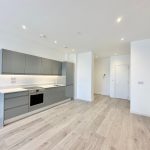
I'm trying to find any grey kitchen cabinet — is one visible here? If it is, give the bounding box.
[44,86,66,106]
[1,49,26,74]
[0,49,63,75]
[4,105,28,120]
[40,58,61,75]
[51,60,62,75]
[62,62,74,99]
[4,91,29,120]
[40,58,52,75]
[66,85,74,99]
[4,95,29,110]
[5,91,29,99]
[25,55,42,74]
[62,62,74,85]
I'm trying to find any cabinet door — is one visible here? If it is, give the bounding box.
[51,61,62,75]
[4,105,28,120]
[4,95,29,110]
[62,62,74,85]
[25,55,42,74]
[2,49,26,74]
[44,87,66,106]
[41,58,52,75]
[66,85,74,99]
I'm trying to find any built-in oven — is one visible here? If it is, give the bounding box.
[25,87,45,112]
[30,91,44,106]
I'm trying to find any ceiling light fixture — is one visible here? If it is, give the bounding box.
[72,49,75,52]
[121,38,124,41]
[54,40,57,44]
[22,25,27,30]
[116,17,123,23]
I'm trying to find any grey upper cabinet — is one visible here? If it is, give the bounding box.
[2,49,26,74]
[25,55,42,74]
[51,60,62,75]
[0,49,62,75]
[62,62,74,85]
[41,59,62,75]
[40,58,52,75]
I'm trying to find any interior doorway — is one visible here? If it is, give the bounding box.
[115,65,129,100]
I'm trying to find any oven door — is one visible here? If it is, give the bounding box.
[29,93,45,112]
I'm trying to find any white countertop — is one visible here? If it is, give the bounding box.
[40,84,65,88]
[0,88,28,94]
[0,84,66,94]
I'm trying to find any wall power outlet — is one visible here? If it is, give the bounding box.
[11,77,16,84]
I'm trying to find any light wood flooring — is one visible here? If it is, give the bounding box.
[0,95,150,150]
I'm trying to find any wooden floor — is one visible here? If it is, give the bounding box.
[0,95,150,150]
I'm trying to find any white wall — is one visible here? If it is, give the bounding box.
[76,51,94,102]
[94,58,110,95]
[110,55,130,98]
[131,39,150,116]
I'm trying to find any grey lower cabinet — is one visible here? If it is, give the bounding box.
[1,85,73,126]
[2,49,26,74]
[44,86,66,106]
[25,55,42,74]
[66,85,74,99]
[4,91,29,120]
[4,105,28,120]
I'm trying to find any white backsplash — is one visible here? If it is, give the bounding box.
[0,75,66,89]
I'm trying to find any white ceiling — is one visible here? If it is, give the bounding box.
[0,0,150,57]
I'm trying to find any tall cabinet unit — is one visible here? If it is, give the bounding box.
[62,62,74,99]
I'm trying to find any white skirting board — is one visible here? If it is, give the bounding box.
[130,110,150,118]
[4,99,71,125]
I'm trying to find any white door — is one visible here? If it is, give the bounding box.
[115,65,129,100]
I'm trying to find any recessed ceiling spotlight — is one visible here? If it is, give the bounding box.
[72,49,75,52]
[54,40,58,44]
[116,17,123,23]
[22,25,27,30]
[40,34,47,38]
[121,38,124,41]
